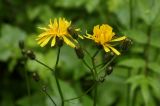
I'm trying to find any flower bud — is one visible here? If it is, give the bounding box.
[121,38,132,51]
[56,37,63,47]
[42,85,47,92]
[75,47,84,59]
[19,40,25,50]
[99,77,105,83]
[106,66,113,75]
[32,72,40,82]
[68,26,78,39]
[26,50,36,60]
[104,51,115,62]
[21,49,26,56]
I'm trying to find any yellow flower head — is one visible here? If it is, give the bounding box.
[86,24,126,55]
[36,18,78,48]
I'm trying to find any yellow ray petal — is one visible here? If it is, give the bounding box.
[40,36,52,47]
[53,18,58,28]
[103,45,110,52]
[38,27,49,31]
[63,36,76,48]
[78,34,84,39]
[110,36,126,42]
[37,32,52,39]
[37,36,48,44]
[107,45,120,55]
[85,31,93,39]
[75,28,80,31]
[51,36,56,47]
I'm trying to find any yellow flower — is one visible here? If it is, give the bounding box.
[86,24,126,55]
[36,18,78,48]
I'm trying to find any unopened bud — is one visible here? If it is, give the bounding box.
[26,50,36,60]
[75,47,84,59]
[56,37,63,47]
[68,26,78,39]
[42,85,47,92]
[104,51,115,62]
[21,49,26,55]
[106,66,113,75]
[99,77,105,83]
[32,72,40,82]
[121,38,132,51]
[19,40,25,50]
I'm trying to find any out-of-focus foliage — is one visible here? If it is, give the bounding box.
[0,0,160,106]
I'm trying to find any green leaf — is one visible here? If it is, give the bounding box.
[124,29,147,44]
[27,6,42,20]
[27,50,56,80]
[118,58,145,69]
[126,75,145,84]
[16,93,46,106]
[136,0,160,25]
[0,24,26,61]
[49,77,81,106]
[150,34,160,48]
[148,77,160,99]
[54,0,85,8]
[85,0,100,13]
[141,83,150,106]
[107,0,129,28]
[148,62,160,74]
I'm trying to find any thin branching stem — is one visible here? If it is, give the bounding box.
[35,59,54,72]
[82,59,95,77]
[42,87,57,106]
[98,55,116,74]
[64,82,97,102]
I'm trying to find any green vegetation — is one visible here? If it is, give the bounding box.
[0,0,160,106]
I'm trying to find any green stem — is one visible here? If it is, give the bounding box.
[24,63,32,106]
[98,55,116,74]
[127,68,131,106]
[129,0,133,28]
[128,0,133,105]
[35,59,54,71]
[54,47,64,106]
[144,25,152,76]
[41,86,57,106]
[91,50,99,106]
[64,82,97,102]
[82,59,95,77]
[92,58,98,106]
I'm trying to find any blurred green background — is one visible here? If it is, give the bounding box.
[0,0,160,106]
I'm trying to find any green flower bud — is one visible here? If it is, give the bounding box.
[26,50,36,60]
[56,37,63,47]
[32,72,40,82]
[121,38,132,51]
[106,66,113,75]
[19,40,25,50]
[75,47,84,59]
[68,26,78,39]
